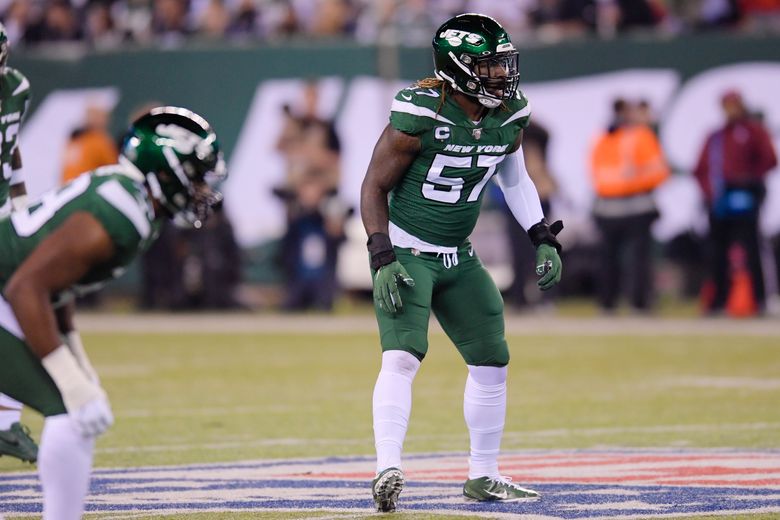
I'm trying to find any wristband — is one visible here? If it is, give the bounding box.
[367,232,397,271]
[527,219,564,253]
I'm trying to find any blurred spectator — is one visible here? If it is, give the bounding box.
[311,0,354,36]
[228,0,260,38]
[696,0,741,28]
[503,120,559,309]
[175,210,244,309]
[529,0,597,41]
[3,1,34,45]
[85,2,123,49]
[196,0,231,40]
[153,0,191,46]
[2,0,779,48]
[355,0,435,45]
[739,0,780,31]
[589,98,670,313]
[274,81,351,311]
[635,98,659,133]
[24,0,82,43]
[693,90,778,315]
[61,103,118,184]
[467,0,533,37]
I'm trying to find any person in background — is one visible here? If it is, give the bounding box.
[694,90,777,315]
[0,19,38,465]
[274,81,350,311]
[61,103,118,184]
[590,98,670,313]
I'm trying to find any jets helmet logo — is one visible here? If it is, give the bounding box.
[439,29,484,47]
[155,124,208,156]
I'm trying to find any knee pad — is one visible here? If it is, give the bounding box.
[381,350,421,380]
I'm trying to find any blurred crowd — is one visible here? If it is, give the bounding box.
[2,0,780,50]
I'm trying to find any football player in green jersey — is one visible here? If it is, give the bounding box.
[361,14,563,512]
[0,106,226,519]
[0,20,39,465]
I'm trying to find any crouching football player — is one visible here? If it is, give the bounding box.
[0,107,226,519]
[361,13,563,512]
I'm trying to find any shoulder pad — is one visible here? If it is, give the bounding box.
[499,89,531,130]
[4,68,31,98]
[390,86,455,134]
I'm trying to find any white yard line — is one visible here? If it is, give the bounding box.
[73,313,780,336]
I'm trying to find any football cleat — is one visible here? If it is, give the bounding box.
[0,422,38,463]
[463,476,540,502]
[372,467,405,512]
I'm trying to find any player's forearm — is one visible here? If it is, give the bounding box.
[5,280,63,359]
[360,184,390,236]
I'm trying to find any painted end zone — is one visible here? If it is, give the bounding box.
[2,450,780,519]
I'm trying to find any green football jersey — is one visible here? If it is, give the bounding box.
[0,67,31,208]
[388,84,530,247]
[0,166,159,302]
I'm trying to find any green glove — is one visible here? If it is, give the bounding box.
[373,260,415,314]
[535,243,562,291]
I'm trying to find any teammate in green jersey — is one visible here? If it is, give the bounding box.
[361,14,563,512]
[0,20,39,465]
[0,106,226,519]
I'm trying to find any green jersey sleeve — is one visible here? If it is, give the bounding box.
[90,175,154,263]
[389,86,456,136]
[6,68,31,118]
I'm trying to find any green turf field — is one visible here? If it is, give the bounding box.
[2,321,779,518]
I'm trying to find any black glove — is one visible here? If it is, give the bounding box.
[367,232,397,271]
[527,219,564,253]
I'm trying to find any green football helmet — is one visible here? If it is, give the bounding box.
[432,13,520,108]
[0,21,9,72]
[120,106,227,228]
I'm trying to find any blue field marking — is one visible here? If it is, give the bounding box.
[2,450,780,518]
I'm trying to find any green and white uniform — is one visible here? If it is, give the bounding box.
[0,67,30,217]
[0,166,158,416]
[375,85,530,366]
